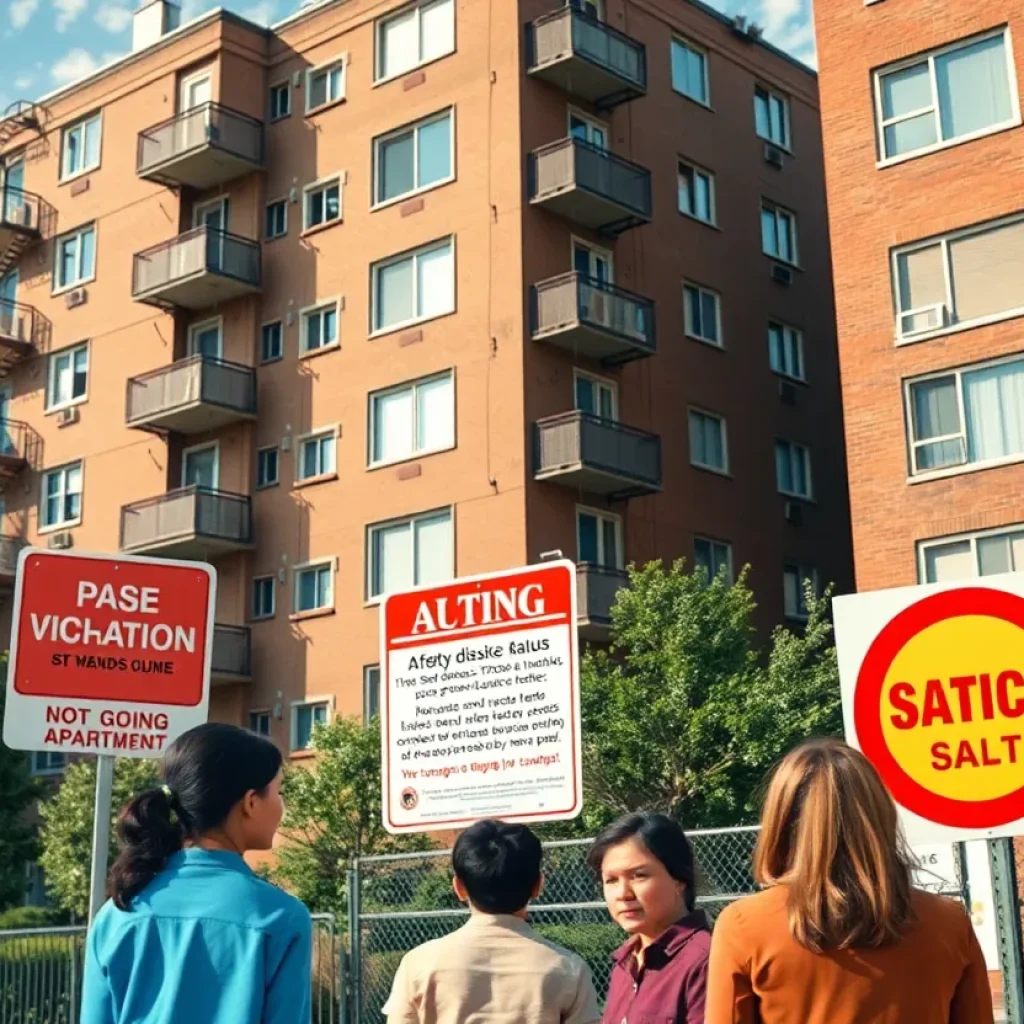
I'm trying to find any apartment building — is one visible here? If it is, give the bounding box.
[0,0,851,774]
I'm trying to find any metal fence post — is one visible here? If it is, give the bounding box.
[347,863,361,1024]
[990,838,1024,1024]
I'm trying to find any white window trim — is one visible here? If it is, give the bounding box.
[51,223,97,297]
[59,112,102,183]
[784,564,818,621]
[570,235,614,281]
[374,0,456,86]
[575,503,624,569]
[260,319,284,364]
[370,236,456,337]
[917,522,1024,582]
[192,195,228,230]
[265,197,288,241]
[269,80,291,122]
[776,440,813,499]
[365,506,455,604]
[299,297,342,356]
[182,440,220,490]
[761,202,799,267]
[873,27,1021,169]
[248,709,273,737]
[45,342,89,413]
[302,173,345,232]
[187,316,223,359]
[363,664,381,721]
[179,69,212,112]
[677,159,717,226]
[305,54,348,114]
[293,558,337,615]
[754,84,792,152]
[694,535,734,583]
[670,36,711,108]
[368,369,457,468]
[39,461,83,534]
[689,407,730,475]
[372,106,456,210]
[683,281,723,348]
[568,105,609,144]
[294,425,339,484]
[251,574,277,620]
[31,752,66,777]
[768,320,806,382]
[289,694,336,751]
[574,368,619,420]
[256,445,280,490]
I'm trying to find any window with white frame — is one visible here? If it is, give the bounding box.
[54,224,96,292]
[670,37,708,105]
[783,564,817,619]
[295,562,334,613]
[306,59,346,112]
[577,507,622,568]
[301,302,339,354]
[61,113,101,180]
[906,355,1024,475]
[893,214,1024,341]
[372,238,454,333]
[374,108,453,206]
[292,700,330,750]
[694,537,732,584]
[689,410,728,472]
[252,575,276,620]
[768,321,805,380]
[677,161,715,224]
[261,321,283,363]
[31,751,66,776]
[269,82,291,121]
[46,343,88,411]
[761,202,797,265]
[921,525,1024,583]
[875,30,1016,163]
[368,508,453,599]
[775,439,812,498]
[297,430,336,481]
[257,446,279,488]
[265,200,287,240]
[370,371,454,466]
[363,665,381,721]
[304,177,342,230]
[684,283,721,346]
[574,371,617,420]
[375,0,455,82]
[755,86,790,148]
[41,462,82,529]
[249,710,271,737]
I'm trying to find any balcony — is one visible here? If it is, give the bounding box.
[212,624,252,683]
[529,137,652,236]
[0,535,26,588]
[577,563,628,641]
[531,272,655,365]
[132,227,261,310]
[126,356,257,435]
[0,420,36,482]
[137,103,265,189]
[0,188,43,276]
[0,299,42,374]
[534,411,661,498]
[527,6,646,109]
[120,486,253,559]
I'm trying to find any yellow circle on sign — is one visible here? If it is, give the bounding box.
[880,614,1024,802]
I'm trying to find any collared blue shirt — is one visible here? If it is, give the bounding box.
[82,848,312,1024]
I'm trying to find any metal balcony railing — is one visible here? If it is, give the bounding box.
[0,535,26,578]
[120,486,253,553]
[0,419,35,474]
[576,562,628,633]
[0,187,42,235]
[0,298,40,349]
[212,623,252,679]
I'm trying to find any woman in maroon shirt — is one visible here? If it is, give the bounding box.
[589,812,710,1024]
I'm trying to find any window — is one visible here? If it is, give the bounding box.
[374,109,453,206]
[671,38,708,105]
[575,372,617,420]
[292,700,330,750]
[252,575,276,620]
[54,224,96,292]
[301,302,339,354]
[41,462,82,529]
[376,0,455,82]
[677,161,715,224]
[188,318,222,359]
[689,410,728,472]
[755,86,791,148]
[364,665,381,721]
[61,113,101,180]
[261,321,283,363]
[368,508,453,599]
[684,283,721,346]
[269,82,291,121]
[257,447,279,488]
[265,200,287,240]
[46,343,88,410]
[297,430,336,482]
[761,203,797,265]
[372,238,454,333]
[875,30,1017,163]
[775,440,812,498]
[295,562,334,613]
[249,710,271,737]
[921,525,1024,582]
[306,59,346,112]
[569,110,608,149]
[893,214,1024,341]
[31,752,66,776]
[906,356,1024,475]
[769,322,805,380]
[694,537,732,583]
[304,177,342,230]
[784,564,817,620]
[370,371,455,465]
[577,507,622,568]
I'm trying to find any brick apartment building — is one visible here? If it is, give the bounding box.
[0,0,851,781]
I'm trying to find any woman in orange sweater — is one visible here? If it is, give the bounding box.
[705,738,993,1024]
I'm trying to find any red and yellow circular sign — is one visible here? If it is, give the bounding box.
[855,587,1024,829]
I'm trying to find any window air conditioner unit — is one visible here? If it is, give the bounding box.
[57,406,79,427]
[784,501,804,527]
[47,531,73,550]
[65,288,87,309]
[763,143,784,168]
[779,380,798,406]
[772,264,793,286]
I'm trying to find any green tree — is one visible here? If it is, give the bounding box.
[38,757,159,917]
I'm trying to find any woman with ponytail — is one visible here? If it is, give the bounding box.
[82,723,312,1024]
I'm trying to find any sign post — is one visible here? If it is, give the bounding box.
[88,755,115,923]
[380,560,582,834]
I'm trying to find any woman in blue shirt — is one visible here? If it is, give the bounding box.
[83,723,312,1024]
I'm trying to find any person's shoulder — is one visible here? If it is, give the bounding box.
[524,927,593,976]
[910,889,972,931]
[715,885,789,932]
[245,873,312,932]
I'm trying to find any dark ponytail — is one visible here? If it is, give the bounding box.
[108,723,283,910]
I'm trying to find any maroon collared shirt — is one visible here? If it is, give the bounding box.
[601,911,711,1024]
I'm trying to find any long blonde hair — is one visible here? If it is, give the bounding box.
[752,738,914,953]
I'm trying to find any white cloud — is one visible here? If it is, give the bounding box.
[178,0,214,22]
[726,0,817,68]
[94,2,131,31]
[54,0,88,32]
[13,75,33,90]
[239,0,275,26]
[50,48,100,84]
[9,0,39,30]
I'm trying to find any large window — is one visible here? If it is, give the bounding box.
[694,537,732,584]
[54,224,96,292]
[292,700,330,750]
[689,409,728,473]
[374,109,453,206]
[784,564,817,620]
[306,58,346,112]
[46,343,88,411]
[41,462,83,529]
[61,113,102,180]
[304,176,342,230]
[768,322,805,381]
[297,430,336,482]
[921,525,1024,582]
[755,86,790,148]
[670,38,708,105]
[761,202,797,265]
[31,752,66,776]
[301,302,339,354]
[875,30,1017,163]
[295,562,334,613]
[677,161,715,224]
[577,507,621,568]
[775,440,812,498]
[684,283,721,347]
[372,238,454,333]
[364,665,381,721]
[370,371,454,466]
[906,355,1024,475]
[893,214,1024,341]
[368,508,453,599]
[375,0,455,82]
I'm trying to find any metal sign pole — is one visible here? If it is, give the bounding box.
[87,754,115,925]
[990,837,1024,1024]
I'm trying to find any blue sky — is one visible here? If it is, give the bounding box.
[0,0,815,112]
